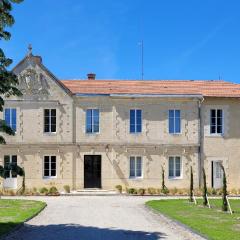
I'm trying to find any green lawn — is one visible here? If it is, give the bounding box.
[146,199,240,240]
[0,199,46,237]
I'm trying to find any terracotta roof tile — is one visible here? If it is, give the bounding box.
[60,79,240,97]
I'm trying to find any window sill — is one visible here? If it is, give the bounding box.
[129,176,143,180]
[85,132,100,135]
[206,134,224,138]
[168,177,183,180]
[169,133,182,136]
[43,176,57,179]
[43,132,57,136]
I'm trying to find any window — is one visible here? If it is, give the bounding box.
[129,156,142,178]
[210,109,223,134]
[4,155,17,178]
[4,108,17,132]
[169,110,181,134]
[130,109,142,133]
[43,156,56,178]
[169,156,182,178]
[44,109,56,133]
[86,109,99,133]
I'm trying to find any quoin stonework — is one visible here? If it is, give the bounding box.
[1,50,240,191]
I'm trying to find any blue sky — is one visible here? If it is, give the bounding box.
[2,0,240,82]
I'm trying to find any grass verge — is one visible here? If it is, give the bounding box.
[146,199,240,240]
[0,199,46,237]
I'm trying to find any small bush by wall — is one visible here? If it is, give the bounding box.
[63,185,71,193]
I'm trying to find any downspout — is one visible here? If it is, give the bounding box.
[198,97,205,188]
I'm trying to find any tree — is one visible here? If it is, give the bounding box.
[161,166,169,194]
[221,164,228,212]
[0,0,23,143]
[0,163,25,194]
[202,168,208,206]
[189,166,194,202]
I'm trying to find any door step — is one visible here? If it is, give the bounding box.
[61,189,119,196]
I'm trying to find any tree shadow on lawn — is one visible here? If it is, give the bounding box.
[1,223,167,240]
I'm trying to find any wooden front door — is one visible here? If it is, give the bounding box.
[84,155,101,188]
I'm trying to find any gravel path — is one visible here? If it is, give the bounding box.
[3,196,205,240]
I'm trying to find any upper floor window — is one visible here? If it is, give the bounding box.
[44,109,56,133]
[43,156,56,178]
[210,109,223,134]
[129,156,142,178]
[4,155,17,178]
[169,109,181,134]
[169,156,182,179]
[130,109,142,133]
[4,108,16,132]
[86,109,99,133]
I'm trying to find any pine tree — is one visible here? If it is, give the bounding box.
[202,168,208,206]
[221,164,228,212]
[189,166,194,202]
[0,0,23,143]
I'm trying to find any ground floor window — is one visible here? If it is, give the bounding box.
[43,156,56,178]
[4,155,17,178]
[168,156,182,178]
[129,156,142,178]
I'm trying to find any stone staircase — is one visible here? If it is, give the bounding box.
[60,189,119,196]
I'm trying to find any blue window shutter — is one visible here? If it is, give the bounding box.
[169,110,174,133]
[93,109,99,133]
[136,110,142,133]
[11,109,17,132]
[86,109,92,133]
[175,110,181,133]
[130,110,135,133]
[4,108,11,126]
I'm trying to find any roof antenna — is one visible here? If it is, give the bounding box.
[27,44,32,56]
[138,40,144,80]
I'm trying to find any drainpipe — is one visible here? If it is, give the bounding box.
[198,97,205,188]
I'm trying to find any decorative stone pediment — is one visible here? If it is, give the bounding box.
[18,68,49,96]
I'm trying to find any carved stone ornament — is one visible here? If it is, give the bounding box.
[18,68,49,96]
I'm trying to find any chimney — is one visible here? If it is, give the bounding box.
[87,73,96,80]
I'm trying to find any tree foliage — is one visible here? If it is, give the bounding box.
[189,166,194,202]
[0,0,23,143]
[221,164,228,212]
[202,168,208,206]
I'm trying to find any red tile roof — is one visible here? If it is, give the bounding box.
[60,79,240,97]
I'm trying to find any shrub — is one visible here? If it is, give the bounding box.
[63,185,71,193]
[9,190,16,196]
[229,188,238,195]
[138,188,145,195]
[127,188,137,194]
[161,187,169,195]
[221,164,228,212]
[202,168,208,206]
[208,188,217,195]
[161,166,168,194]
[189,166,194,202]
[148,187,156,195]
[115,185,122,193]
[48,186,59,195]
[40,187,48,195]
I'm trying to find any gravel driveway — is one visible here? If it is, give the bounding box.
[3,196,204,240]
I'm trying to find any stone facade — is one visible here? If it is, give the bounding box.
[0,53,239,191]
